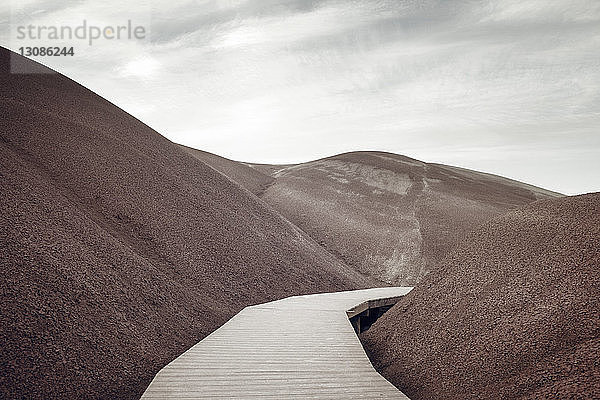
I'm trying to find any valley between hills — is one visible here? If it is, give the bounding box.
[1,47,598,400]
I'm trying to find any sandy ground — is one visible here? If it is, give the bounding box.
[361,193,600,400]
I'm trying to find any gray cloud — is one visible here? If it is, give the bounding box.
[148,0,331,43]
[0,0,599,194]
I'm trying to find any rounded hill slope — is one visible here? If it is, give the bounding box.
[0,48,375,399]
[362,192,600,399]
[248,151,561,284]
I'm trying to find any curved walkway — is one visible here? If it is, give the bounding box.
[141,287,413,399]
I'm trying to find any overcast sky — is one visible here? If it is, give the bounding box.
[2,0,599,194]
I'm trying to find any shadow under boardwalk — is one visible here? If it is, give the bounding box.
[141,287,413,399]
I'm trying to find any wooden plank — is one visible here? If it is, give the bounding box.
[141,287,413,399]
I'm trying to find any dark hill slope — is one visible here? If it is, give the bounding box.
[361,193,600,399]
[178,144,273,196]
[0,48,375,400]
[192,150,561,284]
[255,152,561,285]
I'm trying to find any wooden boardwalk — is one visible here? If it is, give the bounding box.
[141,287,413,399]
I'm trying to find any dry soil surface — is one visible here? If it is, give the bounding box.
[361,192,600,400]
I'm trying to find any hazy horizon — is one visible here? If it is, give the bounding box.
[2,0,599,195]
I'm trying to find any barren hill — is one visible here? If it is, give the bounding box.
[179,145,274,196]
[0,48,375,399]
[361,192,600,399]
[189,150,561,284]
